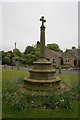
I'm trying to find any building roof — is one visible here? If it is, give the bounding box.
[74,49,80,57]
[45,47,61,59]
[50,49,61,57]
[63,47,80,58]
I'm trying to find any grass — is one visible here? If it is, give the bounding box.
[2,68,28,80]
[2,103,78,118]
[2,68,79,118]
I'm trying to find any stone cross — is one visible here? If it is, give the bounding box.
[40,16,46,27]
[40,16,46,58]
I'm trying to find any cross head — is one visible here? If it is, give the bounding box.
[40,16,46,27]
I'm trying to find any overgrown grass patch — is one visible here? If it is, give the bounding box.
[2,68,79,118]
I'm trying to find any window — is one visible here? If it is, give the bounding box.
[64,58,69,64]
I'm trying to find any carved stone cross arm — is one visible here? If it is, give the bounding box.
[40,16,46,27]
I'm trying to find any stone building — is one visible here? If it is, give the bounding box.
[37,41,80,68]
[62,47,80,67]
[37,41,61,67]
[45,47,61,67]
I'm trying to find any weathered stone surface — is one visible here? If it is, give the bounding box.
[24,77,61,92]
[24,16,61,92]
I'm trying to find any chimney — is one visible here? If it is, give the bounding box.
[72,46,76,52]
[72,46,76,49]
[37,41,40,48]
[66,49,69,52]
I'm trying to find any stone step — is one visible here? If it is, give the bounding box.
[24,76,61,83]
[29,69,56,73]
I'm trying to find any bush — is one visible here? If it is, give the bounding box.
[3,56,11,65]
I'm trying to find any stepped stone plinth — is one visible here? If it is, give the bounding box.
[24,16,61,92]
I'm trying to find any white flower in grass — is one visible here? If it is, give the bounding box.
[43,106,46,109]
[32,101,34,104]
[60,99,64,102]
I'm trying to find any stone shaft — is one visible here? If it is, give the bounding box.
[40,16,46,58]
[40,26,45,58]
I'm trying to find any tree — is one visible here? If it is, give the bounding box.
[13,56,20,61]
[24,54,36,65]
[47,43,62,52]
[2,51,6,65]
[34,47,40,58]
[3,56,11,65]
[24,46,35,55]
[6,51,13,58]
[13,49,21,57]
[6,51,14,63]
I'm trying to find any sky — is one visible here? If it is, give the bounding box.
[0,1,78,52]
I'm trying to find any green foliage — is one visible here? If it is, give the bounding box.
[6,51,13,58]
[3,56,11,65]
[2,51,6,64]
[1,43,62,66]
[34,47,40,58]
[13,56,20,61]
[18,46,40,66]
[20,47,40,66]
[3,82,73,111]
[13,49,21,57]
[2,69,78,110]
[1,51,5,57]
[24,46,35,55]
[1,49,21,65]
[2,69,79,118]
[47,43,62,52]
[20,53,36,65]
